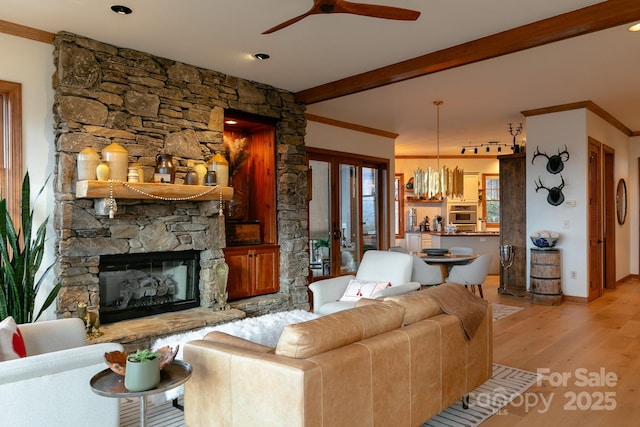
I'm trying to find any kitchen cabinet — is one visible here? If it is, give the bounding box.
[448,173,479,203]
[430,233,500,274]
[406,232,432,253]
[223,244,280,299]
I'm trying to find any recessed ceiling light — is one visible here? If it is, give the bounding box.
[253,53,270,60]
[629,23,640,32]
[225,120,237,125]
[111,5,133,15]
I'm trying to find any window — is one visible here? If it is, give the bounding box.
[483,174,499,228]
[0,80,23,225]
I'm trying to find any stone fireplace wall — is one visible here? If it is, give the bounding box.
[52,32,309,320]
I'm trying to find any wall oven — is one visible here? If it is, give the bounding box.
[448,205,477,224]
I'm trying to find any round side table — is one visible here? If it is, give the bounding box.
[90,359,192,427]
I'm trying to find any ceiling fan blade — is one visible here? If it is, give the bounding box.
[262,10,316,34]
[340,1,420,20]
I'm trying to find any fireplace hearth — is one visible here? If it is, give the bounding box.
[99,251,200,324]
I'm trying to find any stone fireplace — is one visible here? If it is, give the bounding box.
[51,31,310,327]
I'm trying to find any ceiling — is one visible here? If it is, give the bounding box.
[1,0,639,156]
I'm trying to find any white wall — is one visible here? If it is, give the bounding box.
[305,120,396,244]
[526,108,632,299]
[0,33,56,318]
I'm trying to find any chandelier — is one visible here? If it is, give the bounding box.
[413,101,464,200]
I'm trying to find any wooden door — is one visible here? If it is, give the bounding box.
[253,245,280,295]
[223,247,252,299]
[603,146,616,289]
[587,140,604,301]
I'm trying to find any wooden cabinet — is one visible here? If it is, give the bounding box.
[223,244,280,300]
[222,112,280,299]
[498,153,527,296]
[448,173,479,203]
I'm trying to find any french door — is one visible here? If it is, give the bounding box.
[308,149,388,280]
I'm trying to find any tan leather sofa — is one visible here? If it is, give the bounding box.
[184,285,492,427]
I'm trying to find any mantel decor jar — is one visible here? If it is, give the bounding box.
[96,161,110,181]
[77,147,100,180]
[102,142,128,182]
[208,153,229,187]
[155,153,176,184]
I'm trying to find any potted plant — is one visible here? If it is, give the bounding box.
[124,349,161,392]
[313,238,330,262]
[0,172,60,323]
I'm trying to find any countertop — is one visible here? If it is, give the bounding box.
[406,231,500,237]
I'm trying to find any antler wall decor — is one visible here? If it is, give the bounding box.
[535,175,565,206]
[532,145,570,174]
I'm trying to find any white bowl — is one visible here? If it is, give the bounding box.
[530,236,559,248]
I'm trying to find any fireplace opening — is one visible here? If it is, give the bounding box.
[99,250,200,324]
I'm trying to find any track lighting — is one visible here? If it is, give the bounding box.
[460,141,509,154]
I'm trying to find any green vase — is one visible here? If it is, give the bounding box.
[124,358,160,392]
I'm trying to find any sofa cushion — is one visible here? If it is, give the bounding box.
[383,291,443,325]
[0,316,27,361]
[339,279,390,302]
[276,302,405,358]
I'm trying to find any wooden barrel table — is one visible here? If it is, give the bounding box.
[530,248,562,305]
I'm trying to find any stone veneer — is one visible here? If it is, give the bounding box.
[52,31,310,322]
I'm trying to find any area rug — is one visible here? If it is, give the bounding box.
[121,364,538,427]
[492,303,524,321]
[422,364,538,426]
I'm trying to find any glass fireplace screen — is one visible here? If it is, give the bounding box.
[99,250,200,323]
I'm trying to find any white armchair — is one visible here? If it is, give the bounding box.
[0,318,123,427]
[309,250,421,315]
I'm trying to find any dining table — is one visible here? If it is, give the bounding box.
[419,253,479,280]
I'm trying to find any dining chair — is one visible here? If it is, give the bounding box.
[449,247,474,255]
[411,254,444,286]
[444,254,492,298]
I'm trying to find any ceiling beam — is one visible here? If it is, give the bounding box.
[305,113,398,139]
[0,19,54,44]
[295,0,640,104]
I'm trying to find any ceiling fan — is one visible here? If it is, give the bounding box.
[262,0,421,34]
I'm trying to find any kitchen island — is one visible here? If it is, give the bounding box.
[429,232,501,274]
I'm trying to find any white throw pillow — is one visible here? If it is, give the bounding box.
[339,279,391,302]
[0,316,27,361]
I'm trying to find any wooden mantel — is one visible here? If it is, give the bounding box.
[76,180,234,202]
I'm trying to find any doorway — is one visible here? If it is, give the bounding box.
[603,145,616,289]
[587,138,604,301]
[307,148,388,280]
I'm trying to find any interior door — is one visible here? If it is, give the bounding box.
[603,146,616,289]
[308,151,387,280]
[587,140,604,301]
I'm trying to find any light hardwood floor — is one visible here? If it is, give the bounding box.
[482,274,640,426]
